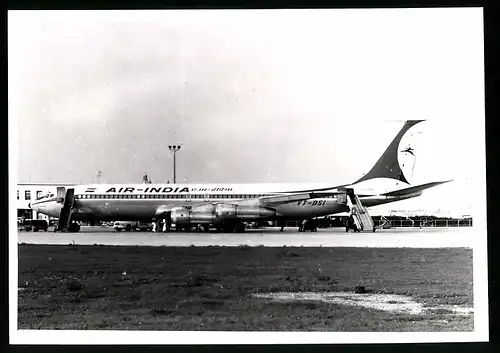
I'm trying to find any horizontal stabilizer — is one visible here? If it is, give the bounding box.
[381,180,453,197]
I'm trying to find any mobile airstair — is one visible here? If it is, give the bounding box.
[56,187,76,232]
[343,188,375,232]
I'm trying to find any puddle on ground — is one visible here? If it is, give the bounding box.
[252,292,473,316]
[426,305,474,316]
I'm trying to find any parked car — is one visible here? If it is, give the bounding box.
[19,219,48,232]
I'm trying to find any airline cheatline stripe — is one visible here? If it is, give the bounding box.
[82,186,345,194]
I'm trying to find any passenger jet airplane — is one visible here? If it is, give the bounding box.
[30,120,451,232]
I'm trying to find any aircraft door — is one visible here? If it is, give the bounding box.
[338,192,347,204]
[56,187,66,204]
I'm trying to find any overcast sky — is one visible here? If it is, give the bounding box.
[9,9,485,215]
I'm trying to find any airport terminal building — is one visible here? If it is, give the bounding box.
[17,182,75,220]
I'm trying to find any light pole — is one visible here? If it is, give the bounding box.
[168,145,181,184]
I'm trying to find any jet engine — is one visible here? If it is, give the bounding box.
[170,206,217,224]
[215,204,276,220]
[170,203,277,225]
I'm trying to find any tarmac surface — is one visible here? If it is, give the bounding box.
[17,226,475,248]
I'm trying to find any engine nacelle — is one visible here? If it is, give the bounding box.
[170,206,217,224]
[154,205,172,218]
[215,204,276,220]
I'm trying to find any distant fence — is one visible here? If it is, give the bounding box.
[374,217,473,228]
[279,216,473,229]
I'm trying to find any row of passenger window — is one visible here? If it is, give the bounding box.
[75,194,274,200]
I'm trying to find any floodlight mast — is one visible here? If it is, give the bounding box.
[168,145,181,183]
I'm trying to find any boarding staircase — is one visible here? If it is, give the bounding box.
[344,188,375,232]
[56,187,75,232]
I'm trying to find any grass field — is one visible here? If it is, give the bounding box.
[17,244,473,331]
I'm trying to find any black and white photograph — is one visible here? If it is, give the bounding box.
[9,8,488,344]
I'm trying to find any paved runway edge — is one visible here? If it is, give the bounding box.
[18,227,475,248]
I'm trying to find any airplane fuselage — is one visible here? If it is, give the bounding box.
[32,181,420,222]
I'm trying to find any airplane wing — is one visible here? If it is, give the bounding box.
[381,180,453,197]
[258,191,344,206]
[258,192,316,206]
[154,191,344,216]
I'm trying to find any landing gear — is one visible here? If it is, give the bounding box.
[153,221,246,233]
[217,221,246,233]
[234,222,246,233]
[68,222,81,233]
[277,220,285,232]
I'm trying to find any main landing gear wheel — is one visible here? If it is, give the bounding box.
[222,224,235,233]
[68,223,81,232]
[218,222,246,233]
[234,222,246,233]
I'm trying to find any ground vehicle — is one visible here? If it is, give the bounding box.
[113,221,152,232]
[19,219,48,232]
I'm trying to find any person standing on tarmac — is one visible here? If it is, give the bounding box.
[300,219,307,232]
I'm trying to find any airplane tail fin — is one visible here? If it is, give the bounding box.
[354,120,424,185]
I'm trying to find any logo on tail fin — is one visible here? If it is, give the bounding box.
[400,145,417,183]
[401,146,415,156]
[354,120,424,185]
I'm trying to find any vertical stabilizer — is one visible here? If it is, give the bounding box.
[354,120,424,185]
